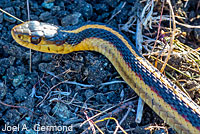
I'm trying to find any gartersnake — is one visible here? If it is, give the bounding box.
[11,21,200,134]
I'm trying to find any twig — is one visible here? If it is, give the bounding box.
[160,0,176,73]
[152,15,200,29]
[135,97,144,123]
[107,2,126,23]
[150,55,192,79]
[119,107,132,125]
[84,111,97,134]
[26,0,32,73]
[175,21,200,29]
[99,80,125,90]
[36,80,94,107]
[0,8,24,22]
[149,0,165,58]
[80,97,137,127]
[96,101,134,123]
[63,81,94,88]
[136,17,143,52]
[0,101,39,115]
[95,117,128,134]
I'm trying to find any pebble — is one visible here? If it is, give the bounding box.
[3,7,16,23]
[75,1,93,19]
[32,53,42,64]
[0,13,3,23]
[39,11,52,21]
[107,91,118,103]
[51,6,61,15]
[2,109,21,125]
[52,103,73,121]
[85,89,94,99]
[0,67,5,76]
[105,0,119,8]
[38,62,55,72]
[14,6,21,18]
[94,4,109,13]
[0,82,7,99]
[61,12,82,26]
[30,2,39,11]
[12,74,25,87]
[42,2,54,9]
[0,0,12,7]
[96,93,107,103]
[13,88,28,102]
[85,60,110,85]
[0,57,14,68]
[30,15,39,20]
[109,83,123,91]
[42,53,53,62]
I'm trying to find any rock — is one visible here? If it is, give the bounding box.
[75,1,93,19]
[0,12,3,23]
[12,74,25,87]
[14,6,21,18]
[38,62,55,72]
[2,109,21,126]
[42,53,53,62]
[0,57,14,68]
[105,0,120,8]
[30,15,39,20]
[3,7,16,23]
[0,82,7,99]
[39,11,52,21]
[42,2,54,9]
[107,91,118,103]
[0,67,5,76]
[30,2,39,11]
[13,88,28,102]
[96,93,107,103]
[32,53,42,64]
[61,12,82,26]
[51,6,61,15]
[85,60,110,85]
[52,103,73,121]
[85,89,94,99]
[94,4,109,13]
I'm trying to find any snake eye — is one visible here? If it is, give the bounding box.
[31,36,41,44]
[18,35,22,39]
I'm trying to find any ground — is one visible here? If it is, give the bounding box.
[0,0,199,134]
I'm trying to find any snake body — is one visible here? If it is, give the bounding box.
[11,21,200,134]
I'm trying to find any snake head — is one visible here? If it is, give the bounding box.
[11,21,67,53]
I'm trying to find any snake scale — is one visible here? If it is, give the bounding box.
[11,21,200,134]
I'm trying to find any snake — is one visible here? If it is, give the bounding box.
[11,21,200,134]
